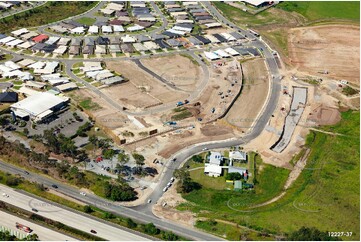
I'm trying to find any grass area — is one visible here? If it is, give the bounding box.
[75,17,96,26]
[342,86,359,96]
[261,30,288,55]
[0,54,13,62]
[189,169,232,190]
[171,110,192,121]
[180,110,360,239]
[79,98,101,111]
[195,220,274,241]
[0,2,98,32]
[178,162,290,213]
[276,1,360,21]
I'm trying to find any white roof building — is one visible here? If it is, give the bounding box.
[205,22,222,28]
[48,78,70,86]
[6,39,24,47]
[204,164,222,177]
[40,73,62,81]
[204,51,220,60]
[204,34,220,43]
[209,151,223,165]
[4,61,21,70]
[106,2,124,11]
[70,27,86,34]
[17,59,36,67]
[101,25,113,34]
[127,25,144,32]
[56,82,78,92]
[94,45,107,54]
[229,151,247,161]
[58,37,71,46]
[88,25,99,34]
[172,26,192,33]
[0,36,15,44]
[53,46,68,55]
[11,28,29,37]
[45,36,60,45]
[17,41,35,49]
[11,92,68,122]
[220,33,236,41]
[28,61,46,70]
[112,25,125,32]
[143,41,160,50]
[133,43,147,52]
[214,49,231,58]
[121,35,136,43]
[224,47,239,56]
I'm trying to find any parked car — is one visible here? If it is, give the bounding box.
[147,199,152,203]
[163,187,168,192]
[90,230,97,234]
[31,208,38,212]
[24,171,29,175]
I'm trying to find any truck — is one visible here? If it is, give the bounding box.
[16,223,32,233]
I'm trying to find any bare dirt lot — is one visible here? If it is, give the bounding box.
[105,60,188,109]
[225,58,269,131]
[288,25,360,86]
[141,54,203,92]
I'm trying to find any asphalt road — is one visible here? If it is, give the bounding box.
[0,184,150,241]
[0,161,224,241]
[0,210,76,241]
[134,1,282,211]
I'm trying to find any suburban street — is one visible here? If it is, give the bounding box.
[0,210,76,241]
[0,184,151,241]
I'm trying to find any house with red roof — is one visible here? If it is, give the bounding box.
[32,34,49,43]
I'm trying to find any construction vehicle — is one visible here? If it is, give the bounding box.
[176,101,184,107]
[16,223,32,233]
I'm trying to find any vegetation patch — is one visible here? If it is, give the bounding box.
[0,2,98,32]
[75,17,96,26]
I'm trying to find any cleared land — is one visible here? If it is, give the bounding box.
[225,58,269,131]
[141,55,203,92]
[105,60,187,109]
[289,25,360,85]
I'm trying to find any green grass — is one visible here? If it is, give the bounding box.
[195,220,275,241]
[189,169,232,190]
[178,111,360,239]
[79,98,101,111]
[179,163,290,212]
[171,110,192,121]
[0,2,98,33]
[342,86,359,96]
[75,17,96,26]
[276,1,360,21]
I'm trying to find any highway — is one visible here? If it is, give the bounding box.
[0,184,150,241]
[0,210,76,241]
[0,161,223,241]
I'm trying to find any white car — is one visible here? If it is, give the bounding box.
[147,199,152,203]
[202,147,208,151]
[163,187,168,192]
[80,192,86,196]
[170,177,175,182]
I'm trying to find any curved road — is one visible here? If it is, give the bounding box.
[0,2,282,240]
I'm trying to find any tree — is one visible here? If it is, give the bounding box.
[161,231,179,241]
[288,227,340,241]
[126,218,137,228]
[118,153,130,164]
[23,128,29,136]
[83,205,94,213]
[192,155,203,163]
[226,172,242,181]
[102,149,115,159]
[143,223,159,235]
[0,231,16,241]
[173,169,201,193]
[25,233,39,241]
[132,153,145,167]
